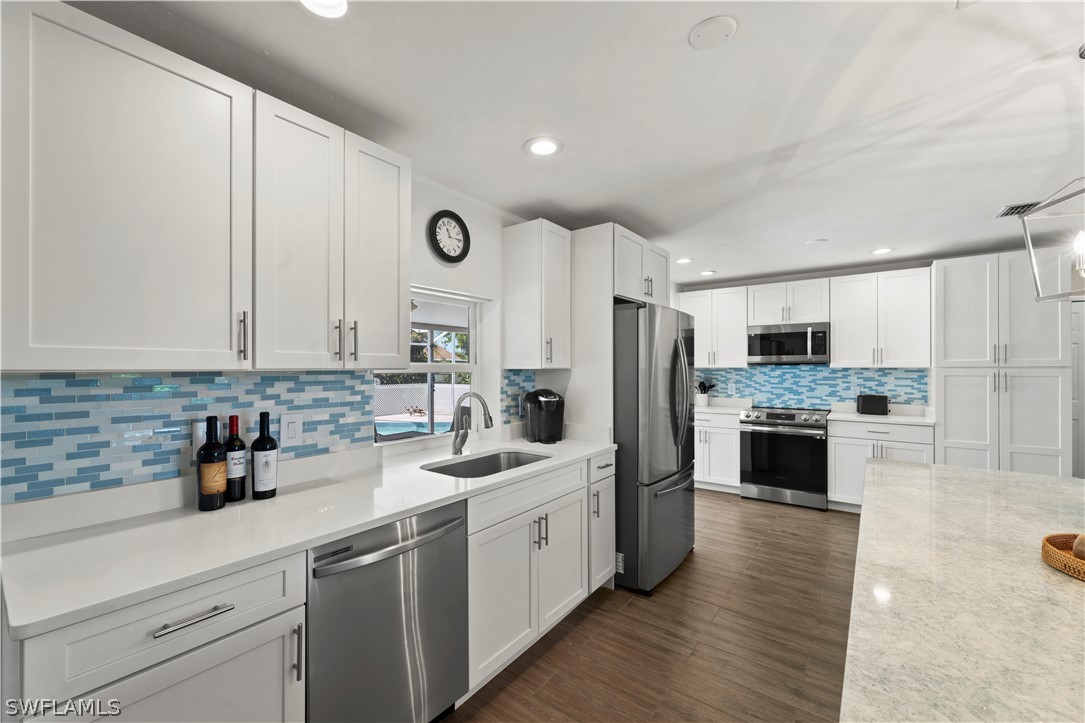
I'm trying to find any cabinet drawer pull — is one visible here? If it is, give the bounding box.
[593,490,600,518]
[866,430,890,435]
[153,603,235,639]
[239,312,249,361]
[596,462,614,470]
[293,623,304,682]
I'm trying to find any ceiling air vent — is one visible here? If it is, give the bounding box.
[995,202,1040,218]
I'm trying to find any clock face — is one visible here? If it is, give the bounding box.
[427,210,471,263]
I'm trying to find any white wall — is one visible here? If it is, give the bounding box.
[410,175,525,437]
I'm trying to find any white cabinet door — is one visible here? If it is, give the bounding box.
[704,427,740,487]
[712,288,748,367]
[467,510,537,689]
[934,255,998,367]
[2,3,253,371]
[830,273,879,367]
[588,477,616,592]
[541,222,571,369]
[693,427,708,481]
[878,440,933,464]
[643,245,670,303]
[254,93,344,370]
[613,225,647,302]
[787,278,830,323]
[678,291,713,367]
[999,368,1072,476]
[828,438,874,505]
[536,490,589,632]
[935,368,999,470]
[999,249,1070,367]
[879,267,931,368]
[747,283,788,325]
[344,132,411,370]
[64,608,305,723]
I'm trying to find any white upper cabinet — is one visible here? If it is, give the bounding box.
[613,225,669,303]
[344,131,412,370]
[254,93,344,370]
[748,279,829,325]
[830,274,879,367]
[677,288,747,368]
[934,250,1068,368]
[878,267,931,368]
[2,3,253,371]
[502,220,572,369]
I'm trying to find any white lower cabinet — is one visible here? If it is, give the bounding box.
[693,412,740,489]
[828,422,935,507]
[588,475,616,592]
[38,608,306,723]
[466,465,590,690]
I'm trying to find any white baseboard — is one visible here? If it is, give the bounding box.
[694,480,740,495]
[828,500,861,514]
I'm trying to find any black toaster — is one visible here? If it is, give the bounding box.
[856,394,889,415]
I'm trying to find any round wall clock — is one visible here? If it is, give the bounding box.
[427,210,471,263]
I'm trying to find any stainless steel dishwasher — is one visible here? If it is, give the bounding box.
[308,501,468,723]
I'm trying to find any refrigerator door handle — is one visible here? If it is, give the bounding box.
[673,337,691,450]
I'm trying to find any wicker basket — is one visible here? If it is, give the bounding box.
[1041,534,1085,582]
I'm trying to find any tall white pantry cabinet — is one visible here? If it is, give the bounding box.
[934,250,1073,477]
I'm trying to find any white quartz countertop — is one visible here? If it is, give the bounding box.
[828,411,935,426]
[1,437,614,640]
[840,460,1085,722]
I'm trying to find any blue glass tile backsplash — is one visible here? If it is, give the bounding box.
[0,371,374,504]
[500,370,536,424]
[696,366,928,409]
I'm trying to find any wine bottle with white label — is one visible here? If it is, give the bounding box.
[224,414,246,503]
[196,416,226,511]
[252,411,278,500]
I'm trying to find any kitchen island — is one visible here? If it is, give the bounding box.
[840,460,1085,722]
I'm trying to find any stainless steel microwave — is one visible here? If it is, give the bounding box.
[747,323,830,364]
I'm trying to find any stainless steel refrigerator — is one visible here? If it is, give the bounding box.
[613,302,695,592]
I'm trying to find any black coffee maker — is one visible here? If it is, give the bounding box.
[523,389,565,444]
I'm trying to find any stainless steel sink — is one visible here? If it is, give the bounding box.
[422,451,550,478]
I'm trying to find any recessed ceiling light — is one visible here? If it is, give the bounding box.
[869,247,896,255]
[523,137,563,156]
[699,270,716,276]
[301,0,347,18]
[676,258,692,264]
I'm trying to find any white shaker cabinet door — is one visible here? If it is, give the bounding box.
[254,93,344,370]
[999,368,1072,477]
[935,368,999,471]
[678,291,713,367]
[828,437,874,505]
[1,3,253,371]
[878,267,931,368]
[643,245,670,303]
[787,278,830,324]
[541,222,572,369]
[879,440,934,464]
[344,132,412,369]
[712,288,749,367]
[467,511,538,689]
[747,283,789,325]
[588,476,616,592]
[933,255,999,367]
[55,608,305,723]
[536,490,589,633]
[704,427,740,487]
[830,273,879,367]
[999,249,1070,367]
[613,225,647,302]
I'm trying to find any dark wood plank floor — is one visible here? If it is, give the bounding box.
[449,489,861,723]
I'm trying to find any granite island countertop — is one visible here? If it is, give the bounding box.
[840,460,1085,722]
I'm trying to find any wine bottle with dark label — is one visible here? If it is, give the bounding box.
[224,414,247,503]
[252,411,278,500]
[196,415,226,511]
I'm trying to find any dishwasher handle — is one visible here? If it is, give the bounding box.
[312,516,464,578]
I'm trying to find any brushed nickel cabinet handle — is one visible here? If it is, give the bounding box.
[596,462,614,470]
[593,490,600,518]
[534,519,542,550]
[239,312,248,361]
[993,343,998,364]
[1003,371,1008,393]
[781,306,786,322]
[1003,343,1008,364]
[153,603,235,639]
[334,319,343,361]
[992,371,997,392]
[293,623,304,682]
[872,347,876,365]
[350,321,359,360]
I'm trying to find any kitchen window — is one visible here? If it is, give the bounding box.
[374,296,477,442]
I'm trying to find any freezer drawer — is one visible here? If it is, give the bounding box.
[637,468,695,591]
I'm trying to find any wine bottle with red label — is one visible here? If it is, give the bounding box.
[196,415,226,511]
[252,411,279,500]
[224,414,246,503]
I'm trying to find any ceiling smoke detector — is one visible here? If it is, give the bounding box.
[688,16,738,50]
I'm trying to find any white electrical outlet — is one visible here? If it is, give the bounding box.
[281,413,303,445]
[728,381,736,395]
[191,420,207,462]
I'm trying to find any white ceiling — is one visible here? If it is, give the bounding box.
[75,1,1085,286]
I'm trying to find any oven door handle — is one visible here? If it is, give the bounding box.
[741,424,826,439]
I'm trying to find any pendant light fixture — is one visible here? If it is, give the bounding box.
[1015,177,1085,302]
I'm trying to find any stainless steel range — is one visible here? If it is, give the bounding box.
[739,406,829,510]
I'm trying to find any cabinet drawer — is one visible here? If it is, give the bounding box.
[588,452,615,483]
[22,553,306,702]
[828,420,934,445]
[468,464,585,534]
[692,412,739,429]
